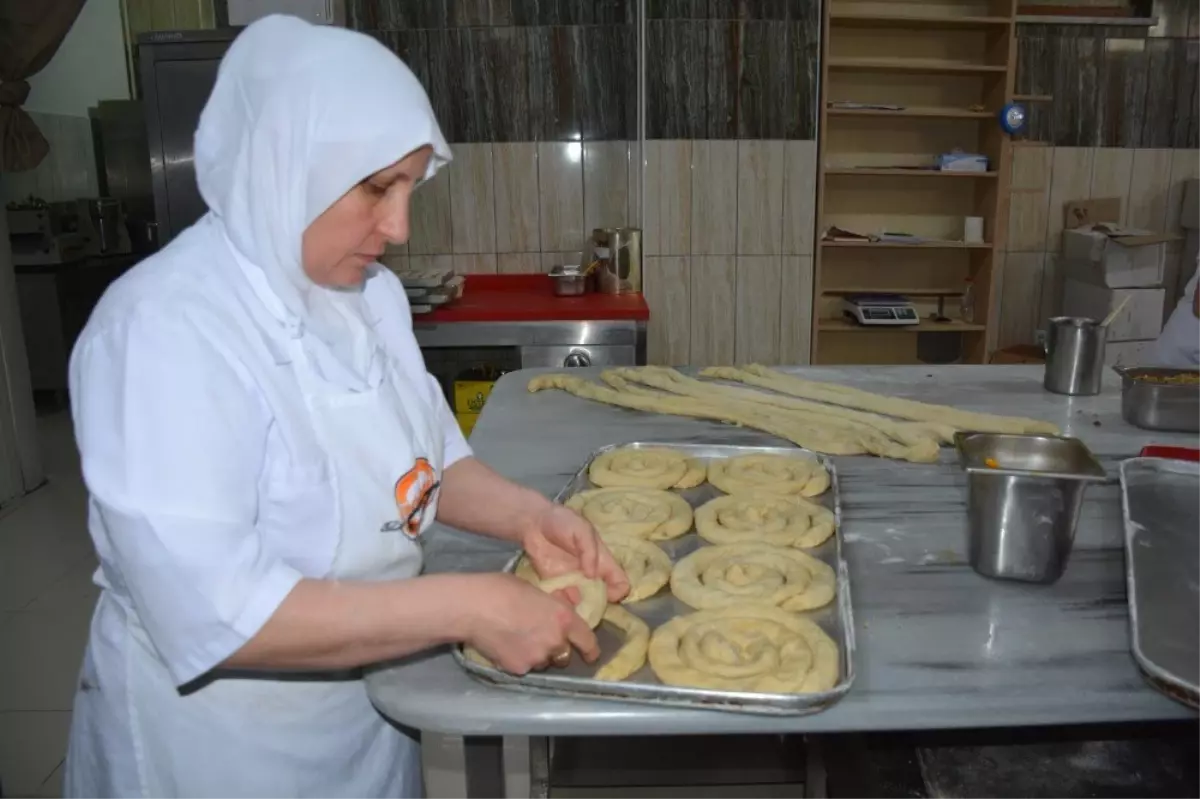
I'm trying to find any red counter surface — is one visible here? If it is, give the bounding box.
[415,274,649,323]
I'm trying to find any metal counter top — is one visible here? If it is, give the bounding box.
[366,365,1197,736]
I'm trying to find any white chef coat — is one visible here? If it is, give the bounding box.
[1151,263,1199,368]
[62,15,469,798]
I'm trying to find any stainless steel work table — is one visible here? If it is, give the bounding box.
[365,365,1196,795]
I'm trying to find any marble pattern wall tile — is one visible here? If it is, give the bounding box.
[779,256,813,364]
[1088,148,1134,225]
[650,0,815,20]
[493,143,541,252]
[690,256,737,365]
[497,253,542,273]
[999,253,1047,348]
[735,257,783,364]
[577,24,637,141]
[454,254,499,274]
[644,256,692,365]
[644,140,693,255]
[1044,147,1095,251]
[448,143,497,254]
[583,141,630,233]
[782,140,817,256]
[690,140,739,255]
[349,0,448,29]
[736,140,785,255]
[1,112,98,205]
[537,142,585,251]
[1127,148,1174,231]
[647,21,707,140]
[408,166,453,255]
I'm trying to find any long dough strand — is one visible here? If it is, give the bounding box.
[527,374,871,456]
[700,366,957,444]
[607,366,940,461]
[706,365,1060,436]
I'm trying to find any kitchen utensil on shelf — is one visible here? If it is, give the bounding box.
[549,265,589,297]
[591,228,642,295]
[955,432,1108,584]
[1043,316,1106,396]
[1114,367,1200,433]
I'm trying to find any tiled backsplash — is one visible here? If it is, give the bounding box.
[381,141,639,273]
[2,112,98,205]
[997,144,1199,350]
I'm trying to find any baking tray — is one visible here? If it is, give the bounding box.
[1119,456,1200,708]
[453,442,856,716]
[1114,367,1200,433]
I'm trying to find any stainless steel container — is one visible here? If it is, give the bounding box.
[591,227,642,294]
[1043,316,1106,396]
[1114,366,1200,433]
[548,265,588,296]
[955,432,1108,584]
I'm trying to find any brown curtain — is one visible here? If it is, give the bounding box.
[0,0,87,172]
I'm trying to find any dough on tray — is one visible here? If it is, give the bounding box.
[599,531,672,602]
[566,487,693,541]
[593,605,651,681]
[708,453,830,498]
[463,569,607,670]
[671,544,836,612]
[648,603,839,693]
[695,493,835,549]
[589,446,706,490]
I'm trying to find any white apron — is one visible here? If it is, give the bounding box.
[1151,266,1200,368]
[65,332,444,798]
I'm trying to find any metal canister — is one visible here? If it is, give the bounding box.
[591,227,642,294]
[1043,316,1106,396]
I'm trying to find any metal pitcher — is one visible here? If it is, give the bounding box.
[591,227,642,294]
[1043,316,1106,396]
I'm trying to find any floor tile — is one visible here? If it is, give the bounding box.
[0,596,92,711]
[0,711,71,797]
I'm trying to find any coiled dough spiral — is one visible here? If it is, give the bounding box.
[695,493,835,549]
[589,447,707,490]
[566,487,693,541]
[671,544,836,612]
[708,453,830,498]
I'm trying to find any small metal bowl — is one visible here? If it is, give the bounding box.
[1114,366,1200,433]
[549,265,589,297]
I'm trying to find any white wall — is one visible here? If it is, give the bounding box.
[26,0,130,118]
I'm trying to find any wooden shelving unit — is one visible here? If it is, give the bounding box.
[811,0,1018,365]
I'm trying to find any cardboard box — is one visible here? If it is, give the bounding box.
[1106,340,1157,367]
[1061,225,1172,288]
[1062,280,1165,342]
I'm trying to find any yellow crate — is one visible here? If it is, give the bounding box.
[453,380,496,415]
[456,412,480,437]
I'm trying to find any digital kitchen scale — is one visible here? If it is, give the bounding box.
[842,294,920,326]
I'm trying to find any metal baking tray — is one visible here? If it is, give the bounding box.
[1114,366,1200,433]
[1119,456,1200,708]
[453,442,856,716]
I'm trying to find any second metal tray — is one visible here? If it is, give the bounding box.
[454,441,856,716]
[1119,456,1200,708]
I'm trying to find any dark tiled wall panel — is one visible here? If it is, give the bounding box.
[1017,29,1198,148]
[354,0,820,142]
[648,9,819,139]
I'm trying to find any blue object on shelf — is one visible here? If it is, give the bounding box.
[999,103,1027,134]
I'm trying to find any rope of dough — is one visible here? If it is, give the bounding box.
[565,487,693,541]
[648,604,839,693]
[589,446,706,490]
[698,366,956,445]
[528,374,872,457]
[598,532,672,602]
[704,364,1061,436]
[463,570,607,669]
[707,453,830,498]
[671,544,836,612]
[593,605,650,681]
[695,493,835,549]
[599,370,939,464]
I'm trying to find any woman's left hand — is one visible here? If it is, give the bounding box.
[523,505,630,603]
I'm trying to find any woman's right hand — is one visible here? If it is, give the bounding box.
[461,574,600,675]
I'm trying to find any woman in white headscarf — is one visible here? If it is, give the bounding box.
[1151,259,1199,368]
[64,15,627,798]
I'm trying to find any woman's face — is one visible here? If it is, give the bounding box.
[301,146,433,287]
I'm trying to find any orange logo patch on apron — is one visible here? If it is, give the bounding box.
[381,457,440,538]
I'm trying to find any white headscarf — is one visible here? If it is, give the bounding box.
[194,14,450,388]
